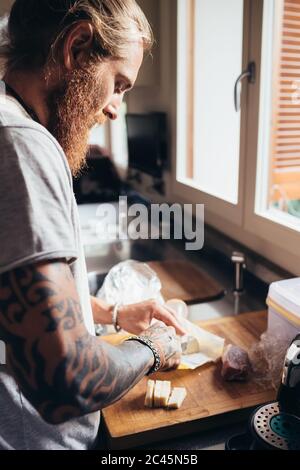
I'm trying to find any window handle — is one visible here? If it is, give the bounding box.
[234,62,256,112]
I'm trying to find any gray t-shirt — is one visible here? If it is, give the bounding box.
[0,93,100,450]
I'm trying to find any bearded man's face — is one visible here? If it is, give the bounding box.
[46,41,144,177]
[46,66,107,177]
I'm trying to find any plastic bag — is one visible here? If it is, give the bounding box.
[249,331,287,390]
[97,260,164,306]
[97,260,225,370]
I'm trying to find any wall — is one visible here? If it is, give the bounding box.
[134,0,160,89]
[128,0,171,113]
[126,0,175,203]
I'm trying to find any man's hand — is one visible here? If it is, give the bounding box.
[140,322,182,371]
[116,300,187,336]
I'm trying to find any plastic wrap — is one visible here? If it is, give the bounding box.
[177,317,225,370]
[249,332,287,390]
[97,260,165,306]
[165,299,224,369]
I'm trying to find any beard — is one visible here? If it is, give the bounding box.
[46,66,107,177]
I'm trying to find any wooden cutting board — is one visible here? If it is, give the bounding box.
[148,260,225,304]
[101,311,276,450]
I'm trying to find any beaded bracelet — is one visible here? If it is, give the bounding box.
[126,335,163,374]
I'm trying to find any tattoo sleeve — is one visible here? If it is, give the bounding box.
[0,261,154,424]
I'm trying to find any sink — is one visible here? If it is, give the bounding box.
[187,289,265,322]
[88,271,107,296]
[88,266,265,325]
[84,233,267,320]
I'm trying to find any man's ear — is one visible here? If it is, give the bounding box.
[63,21,94,70]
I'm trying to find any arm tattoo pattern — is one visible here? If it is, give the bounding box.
[0,262,154,424]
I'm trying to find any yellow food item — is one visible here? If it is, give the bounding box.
[160,381,171,407]
[167,387,187,409]
[144,379,155,408]
[153,380,162,408]
[181,335,201,354]
[145,380,185,409]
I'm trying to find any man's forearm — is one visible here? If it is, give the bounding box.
[90,295,113,325]
[55,333,154,418]
[0,262,154,425]
[32,332,154,424]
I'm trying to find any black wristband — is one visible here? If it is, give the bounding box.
[126,336,162,374]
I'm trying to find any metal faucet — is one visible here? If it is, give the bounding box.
[231,251,246,293]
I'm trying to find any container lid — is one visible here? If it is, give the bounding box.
[268,278,300,319]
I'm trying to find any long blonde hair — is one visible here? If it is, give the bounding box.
[0,0,153,72]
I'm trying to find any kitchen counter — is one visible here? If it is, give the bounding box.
[78,203,270,450]
[98,311,272,451]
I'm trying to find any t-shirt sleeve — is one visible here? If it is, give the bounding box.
[0,126,78,274]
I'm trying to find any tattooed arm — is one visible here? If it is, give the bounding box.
[0,260,180,425]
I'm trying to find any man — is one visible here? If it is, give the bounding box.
[0,0,184,450]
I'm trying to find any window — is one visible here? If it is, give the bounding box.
[256,0,300,230]
[89,123,109,149]
[174,0,249,226]
[176,0,244,204]
[174,0,300,273]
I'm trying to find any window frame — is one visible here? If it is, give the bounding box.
[244,0,300,251]
[171,0,252,226]
[170,0,300,274]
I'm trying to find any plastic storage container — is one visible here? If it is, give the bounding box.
[267,278,300,346]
